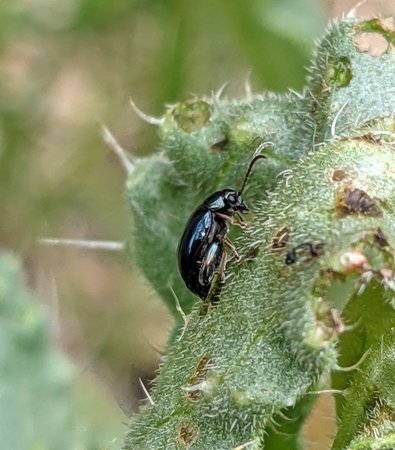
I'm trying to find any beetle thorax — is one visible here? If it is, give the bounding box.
[203,189,249,215]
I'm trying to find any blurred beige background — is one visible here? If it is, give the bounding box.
[0,0,393,448]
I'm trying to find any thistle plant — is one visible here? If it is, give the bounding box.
[125,16,395,450]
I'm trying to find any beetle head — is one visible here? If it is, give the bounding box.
[224,190,249,214]
[203,189,248,215]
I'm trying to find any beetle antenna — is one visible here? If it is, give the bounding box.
[238,142,271,194]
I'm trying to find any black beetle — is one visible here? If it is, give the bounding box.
[177,144,268,300]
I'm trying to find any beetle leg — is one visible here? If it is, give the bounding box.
[235,212,246,224]
[218,250,228,283]
[215,212,247,229]
[214,212,232,223]
[205,252,228,306]
[221,236,241,261]
[233,213,248,229]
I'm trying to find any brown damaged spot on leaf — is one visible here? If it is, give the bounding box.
[335,188,382,217]
[353,32,390,57]
[185,355,211,402]
[178,423,196,447]
[359,132,383,145]
[331,168,348,182]
[210,136,229,152]
[325,308,346,335]
[374,228,389,247]
[239,240,261,263]
[363,394,395,438]
[271,226,290,252]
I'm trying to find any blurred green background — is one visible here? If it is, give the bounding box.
[0,0,392,448]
